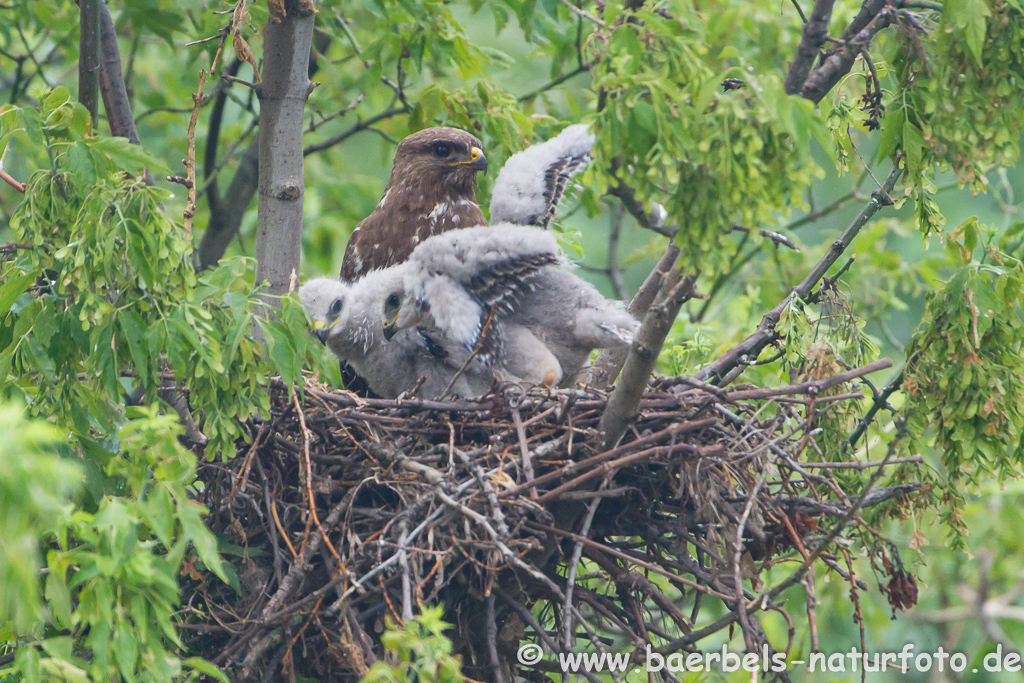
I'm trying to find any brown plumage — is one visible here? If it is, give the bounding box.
[340,127,488,281]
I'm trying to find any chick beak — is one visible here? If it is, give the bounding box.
[382,312,400,342]
[312,320,328,344]
[469,146,488,174]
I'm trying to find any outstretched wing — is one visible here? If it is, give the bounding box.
[404,226,562,357]
[464,250,560,315]
[489,124,595,228]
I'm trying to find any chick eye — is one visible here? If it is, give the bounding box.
[386,293,401,308]
[329,298,343,315]
[432,142,452,159]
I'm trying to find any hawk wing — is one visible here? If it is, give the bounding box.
[404,225,562,357]
[489,124,595,228]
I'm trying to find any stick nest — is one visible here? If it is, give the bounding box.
[187,366,921,682]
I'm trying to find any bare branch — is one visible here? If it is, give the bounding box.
[197,137,259,270]
[96,2,144,149]
[600,270,698,447]
[302,106,407,157]
[588,239,680,387]
[784,0,837,95]
[801,7,896,103]
[696,159,902,385]
[78,0,100,125]
[0,168,26,193]
[607,181,675,238]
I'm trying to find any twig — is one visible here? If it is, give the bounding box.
[0,168,25,193]
[784,0,837,96]
[730,224,800,251]
[563,478,607,649]
[847,370,904,448]
[511,407,538,501]
[734,468,769,650]
[517,63,592,102]
[303,107,408,156]
[224,74,258,89]
[183,69,208,239]
[559,0,607,27]
[697,159,902,384]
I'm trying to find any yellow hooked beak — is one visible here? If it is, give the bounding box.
[312,319,328,343]
[382,309,400,342]
[449,146,488,174]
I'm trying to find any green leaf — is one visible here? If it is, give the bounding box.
[903,120,925,172]
[119,310,150,379]
[85,137,169,174]
[65,141,97,185]
[184,658,230,682]
[942,0,991,66]
[42,86,72,115]
[0,273,34,316]
[45,572,73,627]
[877,106,905,162]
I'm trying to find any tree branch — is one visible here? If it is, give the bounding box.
[78,0,100,126]
[840,0,889,42]
[600,269,698,447]
[607,181,675,238]
[695,158,902,385]
[253,0,318,331]
[198,137,260,270]
[302,106,407,157]
[203,59,244,213]
[784,0,837,95]
[800,6,895,103]
[96,2,142,149]
[588,239,680,387]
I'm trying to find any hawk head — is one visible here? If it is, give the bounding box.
[299,277,350,343]
[391,127,488,193]
[381,288,429,341]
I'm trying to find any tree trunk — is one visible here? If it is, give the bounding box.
[78,0,100,126]
[253,0,318,339]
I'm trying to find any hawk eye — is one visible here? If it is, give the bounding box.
[386,293,401,309]
[432,142,452,159]
[329,298,343,315]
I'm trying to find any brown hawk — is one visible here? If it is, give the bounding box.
[340,127,488,281]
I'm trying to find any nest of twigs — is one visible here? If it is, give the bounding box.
[187,364,921,682]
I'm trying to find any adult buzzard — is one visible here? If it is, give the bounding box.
[340,127,488,281]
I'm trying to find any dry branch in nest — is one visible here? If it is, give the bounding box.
[186,358,921,682]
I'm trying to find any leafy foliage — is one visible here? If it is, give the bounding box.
[0,91,324,679]
[0,0,1022,678]
[0,405,80,635]
[589,5,824,269]
[884,0,1024,231]
[362,608,464,683]
[902,221,1024,547]
[1,90,324,460]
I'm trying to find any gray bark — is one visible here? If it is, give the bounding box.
[96,2,155,186]
[588,241,680,387]
[78,0,100,126]
[253,0,318,339]
[784,0,836,95]
[599,270,697,448]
